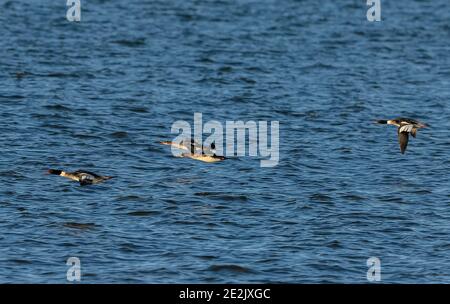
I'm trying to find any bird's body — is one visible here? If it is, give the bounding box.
[181,153,226,163]
[376,117,427,154]
[48,169,114,186]
[159,139,226,162]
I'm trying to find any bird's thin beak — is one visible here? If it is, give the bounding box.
[376,120,388,124]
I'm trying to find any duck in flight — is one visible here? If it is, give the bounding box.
[47,169,114,186]
[376,118,428,154]
[159,139,226,163]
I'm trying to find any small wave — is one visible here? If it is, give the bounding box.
[325,240,342,249]
[128,107,149,113]
[110,131,129,138]
[127,211,159,216]
[239,77,256,84]
[42,72,82,78]
[341,194,365,202]
[113,38,146,47]
[195,255,217,260]
[72,133,102,139]
[10,259,32,265]
[44,104,73,112]
[194,192,249,202]
[207,264,253,273]
[1,94,25,100]
[310,193,332,203]
[116,195,145,202]
[63,222,97,230]
[1,170,25,178]
[197,57,215,64]
[218,66,233,73]
[377,196,406,204]
[300,63,337,71]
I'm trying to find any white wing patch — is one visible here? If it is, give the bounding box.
[80,174,94,182]
[399,124,414,133]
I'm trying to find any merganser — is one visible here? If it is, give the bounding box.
[376,118,428,154]
[159,139,226,163]
[48,169,114,186]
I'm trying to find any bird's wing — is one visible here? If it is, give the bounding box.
[163,139,204,154]
[398,130,409,154]
[399,124,414,133]
[79,174,94,186]
[192,140,203,154]
[411,128,417,138]
[74,170,101,178]
[173,139,200,153]
[181,139,202,154]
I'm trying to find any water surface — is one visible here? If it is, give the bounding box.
[0,0,449,283]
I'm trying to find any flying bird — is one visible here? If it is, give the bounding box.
[47,169,114,186]
[159,139,226,163]
[376,117,427,154]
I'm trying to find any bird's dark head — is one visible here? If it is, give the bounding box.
[48,169,62,175]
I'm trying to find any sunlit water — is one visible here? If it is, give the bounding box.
[0,0,449,283]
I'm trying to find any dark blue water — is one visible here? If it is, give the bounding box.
[0,0,449,283]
